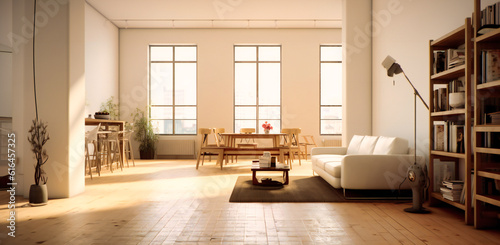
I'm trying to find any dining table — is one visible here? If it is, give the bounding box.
[220,133,286,148]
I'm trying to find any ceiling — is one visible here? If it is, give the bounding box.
[85,0,342,29]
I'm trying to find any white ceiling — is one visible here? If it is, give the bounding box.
[85,0,342,29]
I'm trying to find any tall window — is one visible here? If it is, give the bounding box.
[149,45,197,135]
[234,45,281,133]
[320,45,342,135]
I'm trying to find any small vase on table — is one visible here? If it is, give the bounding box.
[264,129,270,134]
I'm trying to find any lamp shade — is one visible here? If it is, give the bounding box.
[382,55,402,77]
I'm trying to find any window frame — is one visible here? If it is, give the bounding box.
[320,44,343,136]
[233,45,282,134]
[149,45,198,135]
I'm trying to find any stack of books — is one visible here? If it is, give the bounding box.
[447,49,465,69]
[441,180,464,202]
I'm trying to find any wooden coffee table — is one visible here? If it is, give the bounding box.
[251,166,290,186]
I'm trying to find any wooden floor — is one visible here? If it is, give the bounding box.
[1,159,500,244]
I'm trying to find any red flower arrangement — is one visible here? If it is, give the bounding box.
[262,121,273,130]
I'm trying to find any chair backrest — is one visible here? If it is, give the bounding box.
[212,128,225,147]
[282,128,301,147]
[199,128,212,147]
[301,135,317,146]
[240,128,255,134]
[85,124,101,144]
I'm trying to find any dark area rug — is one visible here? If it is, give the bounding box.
[229,176,412,203]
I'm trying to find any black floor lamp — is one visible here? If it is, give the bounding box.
[382,55,430,214]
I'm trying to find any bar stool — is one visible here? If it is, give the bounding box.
[102,131,123,172]
[120,130,135,167]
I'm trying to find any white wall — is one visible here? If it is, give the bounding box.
[372,0,473,160]
[120,28,340,156]
[85,3,119,116]
[0,0,12,117]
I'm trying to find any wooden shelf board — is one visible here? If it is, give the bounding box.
[474,124,500,132]
[477,170,500,180]
[431,65,466,80]
[431,24,466,47]
[431,151,466,159]
[431,192,466,210]
[476,194,500,208]
[431,109,466,117]
[475,28,500,43]
[475,147,500,155]
[477,80,500,90]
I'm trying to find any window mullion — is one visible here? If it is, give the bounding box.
[172,47,176,135]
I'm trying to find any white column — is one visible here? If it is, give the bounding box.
[342,0,373,145]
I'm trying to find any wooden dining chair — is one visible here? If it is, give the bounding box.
[196,128,224,169]
[299,135,317,160]
[281,128,302,169]
[236,128,258,162]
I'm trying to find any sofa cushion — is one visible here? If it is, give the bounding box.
[324,161,342,178]
[312,155,345,171]
[373,136,408,155]
[346,135,364,155]
[356,136,379,155]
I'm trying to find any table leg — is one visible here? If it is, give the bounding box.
[252,170,258,185]
[284,171,289,185]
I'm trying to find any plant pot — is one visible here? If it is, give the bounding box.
[264,129,270,134]
[29,184,48,205]
[140,148,155,159]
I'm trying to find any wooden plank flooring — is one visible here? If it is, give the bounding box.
[1,159,499,244]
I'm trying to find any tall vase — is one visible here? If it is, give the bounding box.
[29,184,48,205]
[264,129,270,134]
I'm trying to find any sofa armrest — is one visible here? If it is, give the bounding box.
[311,147,347,156]
[341,154,425,190]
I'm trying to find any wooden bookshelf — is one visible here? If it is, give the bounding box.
[430,64,466,80]
[431,192,466,210]
[473,0,500,229]
[428,17,474,225]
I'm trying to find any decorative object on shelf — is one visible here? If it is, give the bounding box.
[449,92,465,109]
[28,0,49,205]
[382,55,430,214]
[262,121,273,134]
[131,108,159,159]
[94,111,110,120]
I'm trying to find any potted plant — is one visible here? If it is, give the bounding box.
[131,108,159,159]
[27,119,50,205]
[262,121,273,134]
[99,96,120,120]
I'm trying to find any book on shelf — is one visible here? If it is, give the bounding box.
[434,121,447,151]
[478,2,500,35]
[488,111,500,124]
[481,50,500,83]
[433,51,446,74]
[441,180,464,202]
[447,49,465,69]
[450,124,465,153]
[443,180,464,189]
[433,87,449,112]
[432,159,456,192]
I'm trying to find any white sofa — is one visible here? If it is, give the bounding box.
[311,135,424,191]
